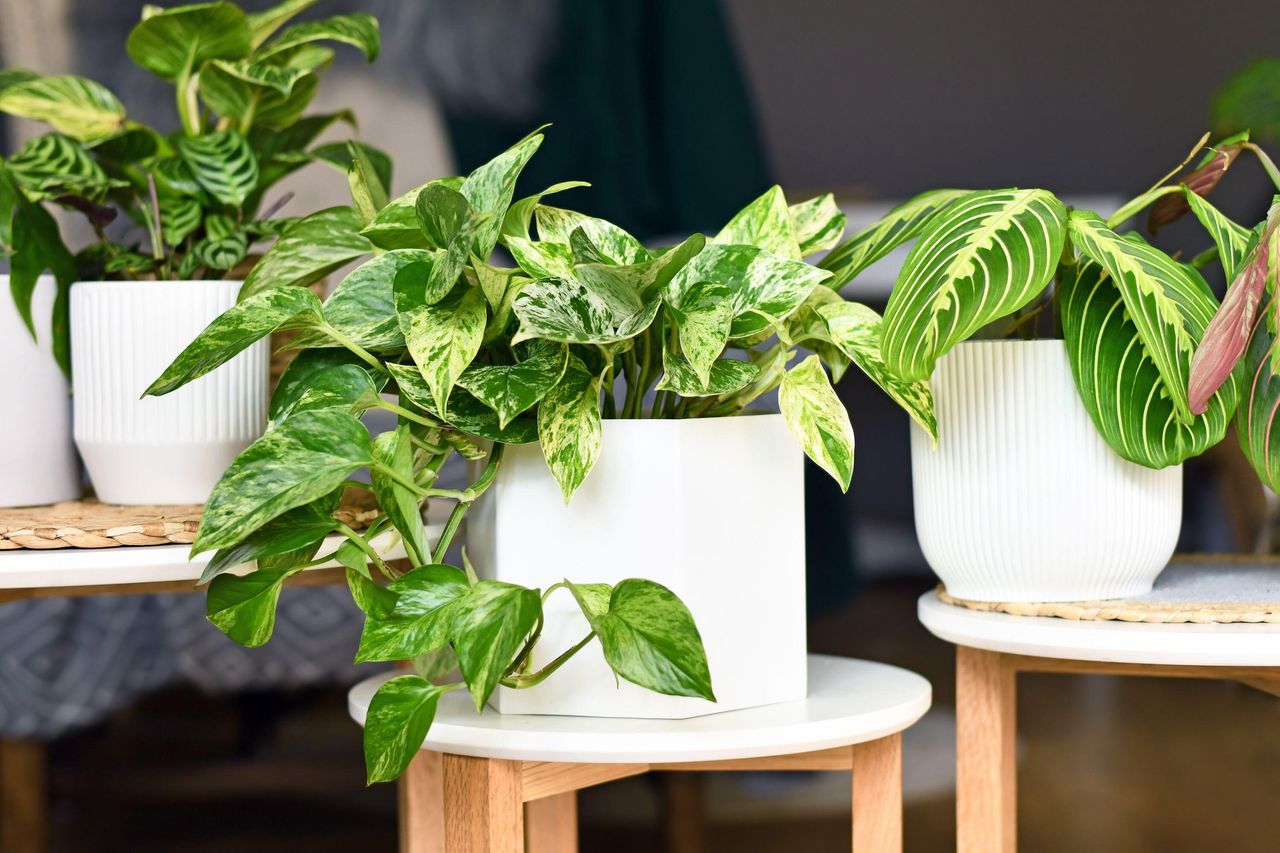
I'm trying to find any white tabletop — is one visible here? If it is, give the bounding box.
[348,654,931,764]
[918,592,1280,667]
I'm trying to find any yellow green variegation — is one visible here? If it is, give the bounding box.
[819,189,967,289]
[779,355,855,491]
[537,354,603,502]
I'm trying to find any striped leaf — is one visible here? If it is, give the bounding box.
[126,3,251,80]
[790,193,846,256]
[255,13,380,63]
[246,0,321,49]
[178,131,258,207]
[1183,190,1252,280]
[1235,287,1280,491]
[159,194,203,245]
[780,355,855,491]
[0,75,126,142]
[819,189,967,289]
[1058,251,1237,469]
[537,354,603,502]
[881,189,1067,382]
[5,132,123,201]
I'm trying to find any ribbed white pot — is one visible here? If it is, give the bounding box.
[468,414,808,719]
[910,340,1182,602]
[70,280,267,505]
[0,275,81,507]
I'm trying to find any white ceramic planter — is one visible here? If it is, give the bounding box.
[0,275,81,506]
[910,340,1182,602]
[468,414,808,719]
[70,280,267,505]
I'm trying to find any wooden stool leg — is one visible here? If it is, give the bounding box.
[525,792,577,853]
[851,734,902,852]
[660,772,706,853]
[400,750,445,853]
[1,739,46,853]
[443,754,524,853]
[956,646,1017,853]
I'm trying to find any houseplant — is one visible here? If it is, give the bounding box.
[0,0,385,504]
[145,127,927,781]
[818,134,1280,602]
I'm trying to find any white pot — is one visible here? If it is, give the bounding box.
[468,413,808,718]
[910,340,1182,602]
[70,280,267,505]
[0,275,81,506]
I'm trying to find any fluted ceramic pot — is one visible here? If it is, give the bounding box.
[70,280,267,505]
[910,340,1181,602]
[0,275,81,506]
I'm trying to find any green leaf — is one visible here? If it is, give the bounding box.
[207,58,308,96]
[790,193,846,256]
[177,131,258,207]
[820,189,968,289]
[1212,58,1280,142]
[0,75,126,142]
[370,424,428,565]
[363,675,446,783]
[246,0,321,49]
[469,256,522,311]
[207,567,294,647]
[573,579,714,702]
[270,363,380,426]
[414,184,492,298]
[506,235,575,279]
[194,410,373,554]
[288,249,434,351]
[656,351,759,396]
[201,491,341,584]
[146,286,323,396]
[356,564,470,663]
[452,581,542,711]
[240,206,372,298]
[512,265,661,345]
[361,179,457,250]
[0,69,38,96]
[340,542,398,620]
[1235,285,1280,490]
[1182,190,1252,281]
[270,347,373,421]
[126,2,251,80]
[882,188,1068,382]
[457,340,568,428]
[780,355,855,491]
[255,71,319,128]
[9,193,76,375]
[536,354,602,502]
[311,141,393,196]
[535,206,649,264]
[347,143,389,224]
[501,180,589,243]
[388,362,540,445]
[665,281,734,385]
[817,301,937,441]
[715,185,802,260]
[395,267,487,417]
[256,13,380,63]
[158,195,202,245]
[191,231,249,271]
[458,131,543,259]
[5,132,124,201]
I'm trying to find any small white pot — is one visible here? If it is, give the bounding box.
[468,414,808,719]
[70,280,267,505]
[911,340,1181,602]
[0,275,81,507]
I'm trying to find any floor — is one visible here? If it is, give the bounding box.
[39,577,1280,852]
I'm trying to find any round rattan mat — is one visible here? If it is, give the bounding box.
[0,490,379,550]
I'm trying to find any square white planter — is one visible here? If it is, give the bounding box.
[468,413,807,718]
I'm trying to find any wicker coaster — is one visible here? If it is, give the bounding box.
[0,490,379,550]
[937,557,1280,624]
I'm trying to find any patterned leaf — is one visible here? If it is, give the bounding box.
[882,189,1067,382]
[206,567,293,646]
[715,185,802,260]
[178,131,258,207]
[126,3,251,80]
[241,206,372,298]
[290,249,433,351]
[394,269,487,417]
[457,131,543,259]
[0,75,126,141]
[360,178,459,250]
[655,351,759,397]
[370,424,428,565]
[190,231,249,271]
[270,348,370,421]
[790,193,846,256]
[363,675,447,783]
[537,354,603,502]
[201,491,342,584]
[665,281,734,385]
[506,235,575,279]
[246,0,322,49]
[452,581,542,711]
[388,362,540,444]
[513,265,661,345]
[158,195,202,245]
[4,132,124,200]
[356,565,470,663]
[1183,190,1252,281]
[820,189,967,289]
[255,13,380,63]
[780,355,855,491]
[269,363,379,426]
[457,340,568,428]
[535,206,649,264]
[1235,287,1280,491]
[501,180,589,243]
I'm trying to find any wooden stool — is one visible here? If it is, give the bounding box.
[348,654,931,852]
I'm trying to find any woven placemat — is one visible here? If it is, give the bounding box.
[937,557,1280,624]
[0,490,379,550]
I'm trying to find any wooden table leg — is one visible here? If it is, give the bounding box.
[444,754,524,853]
[660,772,706,853]
[400,750,445,853]
[851,733,902,852]
[524,792,577,853]
[956,646,1016,853]
[1,739,46,853]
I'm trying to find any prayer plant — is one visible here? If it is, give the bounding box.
[144,127,934,783]
[0,0,384,375]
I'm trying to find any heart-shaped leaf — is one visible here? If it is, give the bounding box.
[780,355,855,491]
[127,2,251,80]
[456,340,568,428]
[452,581,541,711]
[394,266,487,417]
[512,265,661,345]
[206,567,294,647]
[536,354,603,502]
[363,675,448,783]
[356,564,471,663]
[715,185,802,260]
[241,206,372,298]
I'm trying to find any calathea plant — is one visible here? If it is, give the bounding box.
[0,0,384,375]
[145,127,930,782]
[818,135,1280,471]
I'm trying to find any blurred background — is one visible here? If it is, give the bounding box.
[3,0,1280,850]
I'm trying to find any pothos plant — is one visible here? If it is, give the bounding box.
[144,127,933,782]
[816,134,1280,474]
[0,0,385,375]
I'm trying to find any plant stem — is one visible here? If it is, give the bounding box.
[1245,143,1280,191]
[318,324,387,374]
[375,399,442,430]
[372,462,431,497]
[430,444,505,563]
[1105,185,1181,229]
[499,631,596,689]
[335,521,394,578]
[505,609,544,677]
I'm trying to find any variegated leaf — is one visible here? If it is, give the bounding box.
[269,362,379,426]
[241,206,372,298]
[178,131,258,207]
[457,340,568,428]
[290,249,433,351]
[1059,252,1237,468]
[506,235,575,279]
[790,193,846,256]
[370,424,429,565]
[4,132,124,201]
[1183,190,1252,281]
[207,567,294,647]
[387,362,539,444]
[468,256,521,310]
[457,131,543,259]
[1235,287,1280,492]
[362,675,448,784]
[817,301,937,440]
[501,180,590,243]
[715,185,802,260]
[415,183,492,299]
[394,268,487,418]
[255,13,380,63]
[270,348,376,422]
[146,286,324,396]
[779,355,854,491]
[512,265,661,345]
[362,177,461,250]
[666,281,734,385]
[536,206,649,264]
[127,2,251,80]
[537,354,603,502]
[451,581,542,711]
[0,74,126,141]
[882,189,1067,382]
[820,189,968,290]
[246,0,322,49]
[656,350,759,397]
[201,489,342,585]
[356,565,470,663]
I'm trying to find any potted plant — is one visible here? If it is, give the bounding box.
[145,128,922,781]
[0,0,385,504]
[818,134,1280,602]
